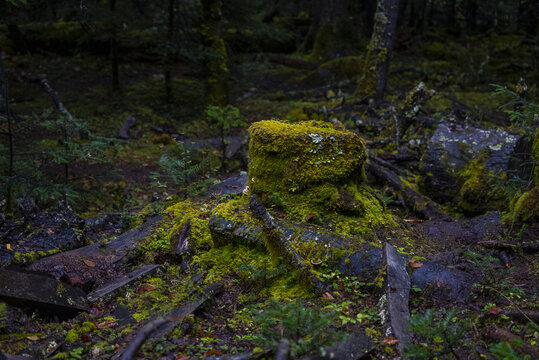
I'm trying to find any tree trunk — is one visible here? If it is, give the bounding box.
[0,48,14,214]
[165,0,175,103]
[357,0,400,105]
[110,0,120,91]
[200,0,228,106]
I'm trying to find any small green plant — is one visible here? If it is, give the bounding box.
[490,83,539,138]
[251,298,346,357]
[68,347,84,360]
[490,341,531,360]
[205,104,246,174]
[403,309,466,359]
[0,302,6,333]
[150,144,215,198]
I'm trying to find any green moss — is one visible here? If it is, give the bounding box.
[248,120,366,197]
[269,271,314,300]
[508,128,539,224]
[65,321,97,342]
[456,158,504,214]
[191,244,273,284]
[512,186,539,223]
[166,200,213,251]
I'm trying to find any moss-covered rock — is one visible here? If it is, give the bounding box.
[509,128,539,224]
[248,120,366,204]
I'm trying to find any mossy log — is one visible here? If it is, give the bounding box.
[367,158,451,220]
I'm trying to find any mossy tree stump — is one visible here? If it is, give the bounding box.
[247,120,367,218]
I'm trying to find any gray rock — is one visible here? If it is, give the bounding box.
[208,172,248,196]
[0,269,88,317]
[299,331,375,360]
[411,261,475,303]
[420,121,520,203]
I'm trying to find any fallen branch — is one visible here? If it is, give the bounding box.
[477,241,539,253]
[484,326,539,359]
[378,152,419,162]
[120,318,170,360]
[502,310,539,324]
[249,196,326,295]
[370,154,409,177]
[367,159,451,221]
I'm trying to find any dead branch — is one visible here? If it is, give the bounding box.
[477,241,539,253]
[120,318,170,360]
[367,159,452,221]
[483,326,539,358]
[378,152,419,162]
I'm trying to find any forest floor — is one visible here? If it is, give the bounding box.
[0,29,538,360]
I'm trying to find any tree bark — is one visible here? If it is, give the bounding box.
[357,0,400,105]
[165,0,175,103]
[200,0,228,107]
[110,0,120,91]
[0,48,13,214]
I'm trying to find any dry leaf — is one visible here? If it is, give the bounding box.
[97,320,117,329]
[382,337,400,345]
[81,334,90,342]
[203,350,222,356]
[6,244,11,251]
[27,335,39,341]
[175,355,191,360]
[305,214,316,222]
[408,259,424,269]
[489,306,502,315]
[83,259,96,267]
[403,219,425,223]
[137,284,157,293]
[322,292,334,300]
[505,262,511,269]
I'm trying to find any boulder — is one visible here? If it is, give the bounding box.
[420,120,520,209]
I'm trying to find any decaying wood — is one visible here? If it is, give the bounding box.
[378,152,419,162]
[118,115,137,139]
[502,310,539,324]
[477,240,539,253]
[120,318,170,360]
[249,196,326,294]
[267,53,318,70]
[370,154,409,177]
[176,219,191,255]
[367,159,451,221]
[275,340,290,360]
[484,326,539,358]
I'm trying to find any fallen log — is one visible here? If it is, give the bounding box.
[119,282,223,360]
[249,196,326,295]
[28,216,162,288]
[366,159,451,221]
[120,318,170,360]
[267,53,318,70]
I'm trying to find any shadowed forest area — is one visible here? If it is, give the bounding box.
[0,0,538,359]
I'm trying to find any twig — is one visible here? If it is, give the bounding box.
[120,318,170,360]
[477,240,539,253]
